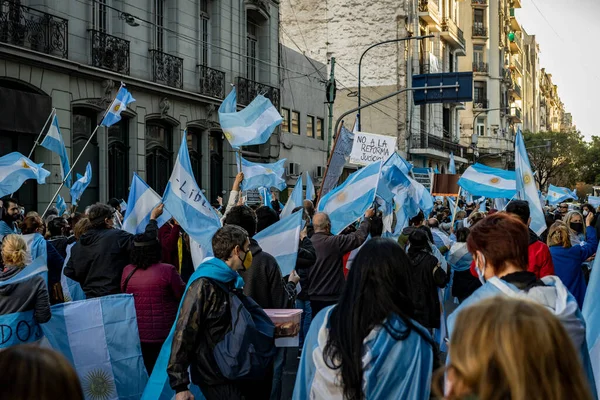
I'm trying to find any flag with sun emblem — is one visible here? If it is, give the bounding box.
[317,161,381,235]
[101,84,135,127]
[238,157,287,191]
[218,87,282,149]
[515,129,546,236]
[41,294,148,400]
[457,163,516,199]
[0,152,50,198]
[546,184,577,205]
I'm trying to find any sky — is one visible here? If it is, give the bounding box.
[516,0,599,141]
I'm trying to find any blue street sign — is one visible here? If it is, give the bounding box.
[412,72,473,105]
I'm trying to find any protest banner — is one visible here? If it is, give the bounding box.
[349,132,397,166]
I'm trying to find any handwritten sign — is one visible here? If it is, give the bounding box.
[349,132,397,166]
[0,310,42,348]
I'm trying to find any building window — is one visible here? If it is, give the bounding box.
[246,17,258,81]
[316,118,324,140]
[72,109,100,209]
[291,111,300,135]
[145,121,172,194]
[92,0,108,32]
[476,117,486,136]
[155,0,165,51]
[473,45,484,65]
[108,119,129,201]
[281,108,290,132]
[306,115,315,138]
[474,81,486,103]
[187,129,202,187]
[473,8,485,30]
[200,0,209,66]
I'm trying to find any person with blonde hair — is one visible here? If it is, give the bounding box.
[437,297,593,400]
[565,210,588,245]
[547,215,597,308]
[0,234,51,323]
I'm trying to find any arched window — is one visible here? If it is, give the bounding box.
[145,121,173,194]
[209,131,223,202]
[108,118,129,200]
[187,128,202,187]
[72,108,100,209]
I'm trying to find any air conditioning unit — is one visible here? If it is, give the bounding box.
[314,166,325,179]
[286,162,301,177]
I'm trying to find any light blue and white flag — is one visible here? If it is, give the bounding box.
[589,196,600,209]
[70,162,92,206]
[0,221,15,241]
[321,126,355,197]
[477,197,487,213]
[120,199,127,213]
[218,87,282,149]
[238,157,287,191]
[449,152,456,174]
[259,186,273,208]
[305,171,315,201]
[42,294,148,400]
[162,133,222,261]
[56,194,67,216]
[0,152,50,198]
[515,130,546,236]
[458,163,516,199]
[122,173,171,234]
[583,245,600,395]
[255,210,303,276]
[546,184,577,205]
[60,243,85,302]
[494,198,508,211]
[23,232,47,262]
[317,161,381,235]
[41,114,72,188]
[280,175,303,219]
[101,84,136,127]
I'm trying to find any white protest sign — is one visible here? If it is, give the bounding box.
[349,132,397,166]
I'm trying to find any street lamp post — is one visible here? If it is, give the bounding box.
[357,35,434,131]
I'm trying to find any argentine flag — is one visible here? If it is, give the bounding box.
[449,151,456,174]
[162,133,222,259]
[546,184,577,205]
[515,130,546,236]
[259,186,273,208]
[70,162,92,205]
[42,294,148,400]
[255,210,303,276]
[583,242,600,395]
[60,243,85,302]
[238,157,287,191]
[317,161,381,235]
[218,87,282,149]
[305,171,315,201]
[589,196,600,209]
[56,194,67,216]
[280,175,303,219]
[101,84,136,127]
[41,114,72,188]
[0,152,50,198]
[122,173,171,234]
[458,163,516,199]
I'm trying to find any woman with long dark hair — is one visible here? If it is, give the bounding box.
[293,238,434,400]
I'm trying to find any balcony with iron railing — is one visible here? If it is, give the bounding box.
[198,64,226,99]
[418,0,441,31]
[511,55,522,75]
[0,0,68,58]
[510,106,522,122]
[509,8,521,31]
[472,26,488,38]
[473,61,488,74]
[416,132,468,158]
[441,17,466,52]
[473,99,489,109]
[472,0,487,6]
[236,77,280,109]
[149,49,183,89]
[90,30,129,75]
[510,81,522,99]
[509,32,522,54]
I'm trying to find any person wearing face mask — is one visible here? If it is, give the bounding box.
[582,203,600,240]
[446,213,597,395]
[565,211,587,246]
[64,203,163,298]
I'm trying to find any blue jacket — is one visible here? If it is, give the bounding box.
[549,226,597,308]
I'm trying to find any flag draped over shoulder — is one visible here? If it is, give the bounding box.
[101,85,136,127]
[583,245,600,395]
[60,243,85,302]
[41,114,72,188]
[458,163,516,199]
[321,126,354,197]
[546,184,577,205]
[70,162,92,206]
[218,87,282,149]
[317,161,381,235]
[0,152,50,198]
[254,210,303,276]
[122,173,171,234]
[238,157,287,192]
[515,130,546,236]
[280,175,303,219]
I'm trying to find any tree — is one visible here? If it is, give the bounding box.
[523,130,586,190]
[579,136,600,185]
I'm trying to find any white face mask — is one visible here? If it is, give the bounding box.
[583,210,589,217]
[475,253,487,285]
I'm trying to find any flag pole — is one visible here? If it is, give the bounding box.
[316,120,344,203]
[27,108,56,160]
[450,187,462,227]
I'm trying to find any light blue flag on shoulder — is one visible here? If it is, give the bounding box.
[515,130,546,236]
[162,133,222,260]
[0,152,50,198]
[56,194,67,217]
[101,84,136,127]
[583,242,600,396]
[41,114,72,188]
[458,163,516,199]
[0,255,48,349]
[449,152,456,174]
[280,175,303,219]
[218,87,282,149]
[23,232,47,263]
[255,210,303,276]
[70,162,92,206]
[317,161,381,235]
[60,243,85,302]
[42,294,148,400]
[122,173,171,234]
[0,220,16,241]
[238,157,287,191]
[547,184,577,205]
[305,171,315,201]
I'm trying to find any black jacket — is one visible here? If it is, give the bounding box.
[296,237,316,301]
[409,250,447,330]
[309,219,370,302]
[64,220,158,298]
[45,241,65,304]
[47,235,76,260]
[0,267,51,323]
[238,238,296,309]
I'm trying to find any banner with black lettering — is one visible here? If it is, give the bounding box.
[0,310,43,348]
